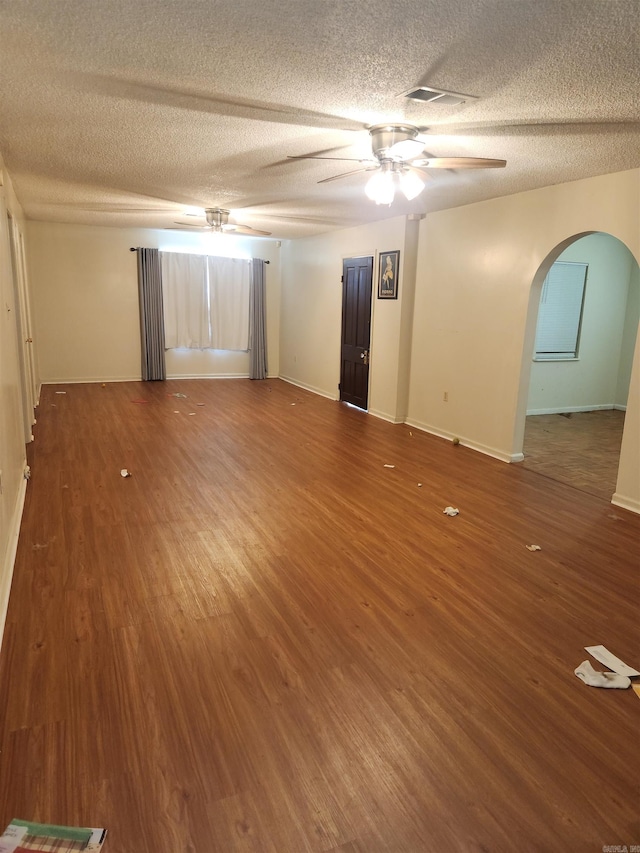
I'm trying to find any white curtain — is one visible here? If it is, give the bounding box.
[208,256,251,351]
[161,252,251,351]
[161,252,209,348]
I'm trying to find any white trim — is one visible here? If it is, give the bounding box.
[611,493,640,515]
[41,374,271,384]
[368,408,404,424]
[42,376,141,384]
[0,476,27,654]
[526,404,621,416]
[404,418,517,463]
[279,375,339,401]
[166,372,250,380]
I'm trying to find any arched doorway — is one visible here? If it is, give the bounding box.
[514,232,639,501]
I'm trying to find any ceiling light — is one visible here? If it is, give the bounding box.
[399,169,425,200]
[365,162,427,205]
[365,165,396,205]
[389,138,425,159]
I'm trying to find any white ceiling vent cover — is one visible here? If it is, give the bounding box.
[401,86,478,106]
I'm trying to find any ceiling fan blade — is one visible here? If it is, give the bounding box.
[227,225,273,236]
[287,155,373,163]
[173,221,210,228]
[318,167,376,184]
[412,157,507,169]
[75,73,365,132]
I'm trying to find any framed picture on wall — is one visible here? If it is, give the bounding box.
[378,250,400,299]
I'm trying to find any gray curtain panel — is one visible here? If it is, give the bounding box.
[249,258,268,379]
[136,248,166,381]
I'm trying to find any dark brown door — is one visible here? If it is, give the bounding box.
[340,256,373,410]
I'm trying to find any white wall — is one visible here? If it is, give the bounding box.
[26,222,281,383]
[280,214,418,422]
[0,161,30,647]
[527,233,638,414]
[407,169,639,510]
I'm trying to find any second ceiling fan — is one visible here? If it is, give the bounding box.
[174,208,272,235]
[288,124,507,205]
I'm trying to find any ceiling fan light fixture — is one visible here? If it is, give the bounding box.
[389,138,425,160]
[205,207,230,229]
[365,167,395,205]
[399,169,425,201]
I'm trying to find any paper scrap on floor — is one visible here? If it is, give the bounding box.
[585,645,640,677]
[0,819,107,852]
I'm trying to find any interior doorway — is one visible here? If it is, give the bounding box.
[339,256,373,410]
[518,232,639,500]
[7,212,37,443]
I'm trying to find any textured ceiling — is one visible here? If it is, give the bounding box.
[0,0,638,239]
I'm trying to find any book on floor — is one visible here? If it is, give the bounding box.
[0,819,107,852]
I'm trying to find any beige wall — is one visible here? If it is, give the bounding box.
[407,169,639,510]
[280,214,417,422]
[617,264,640,407]
[26,222,281,383]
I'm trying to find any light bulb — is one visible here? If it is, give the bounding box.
[400,169,425,200]
[365,168,395,205]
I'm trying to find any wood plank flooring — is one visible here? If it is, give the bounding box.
[522,410,626,501]
[0,379,638,852]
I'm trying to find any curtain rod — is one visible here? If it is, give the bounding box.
[129,247,269,262]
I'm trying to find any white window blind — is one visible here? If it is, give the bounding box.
[534,261,588,360]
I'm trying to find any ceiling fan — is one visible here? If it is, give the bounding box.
[173,207,272,236]
[288,124,506,205]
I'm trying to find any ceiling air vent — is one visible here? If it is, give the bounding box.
[401,86,478,106]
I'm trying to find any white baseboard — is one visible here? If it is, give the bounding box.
[526,404,622,416]
[166,372,250,380]
[404,418,517,463]
[0,476,27,655]
[279,375,339,401]
[42,374,271,384]
[42,376,141,384]
[611,493,640,515]
[368,408,405,425]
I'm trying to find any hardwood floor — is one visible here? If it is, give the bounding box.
[0,379,638,852]
[522,410,626,501]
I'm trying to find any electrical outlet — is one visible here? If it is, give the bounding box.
[443,391,448,402]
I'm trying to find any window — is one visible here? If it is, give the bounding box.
[161,251,251,350]
[534,261,588,360]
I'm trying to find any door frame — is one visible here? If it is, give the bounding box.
[339,255,374,410]
[7,212,37,442]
